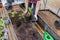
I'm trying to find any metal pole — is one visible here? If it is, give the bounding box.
[57,8,60,15]
[43,0,47,9]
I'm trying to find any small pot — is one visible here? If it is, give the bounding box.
[24,15,31,23]
[4,19,10,25]
[3,17,10,25]
[54,20,60,29]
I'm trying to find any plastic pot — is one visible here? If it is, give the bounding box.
[4,19,10,25]
[54,20,60,29]
[2,17,10,25]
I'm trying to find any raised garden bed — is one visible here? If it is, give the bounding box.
[8,10,43,40]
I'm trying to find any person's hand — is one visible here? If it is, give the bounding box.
[31,15,38,23]
[34,15,38,21]
[24,10,28,14]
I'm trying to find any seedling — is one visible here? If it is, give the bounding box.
[2,17,8,20]
[2,17,10,25]
[28,7,32,16]
[19,13,24,19]
[0,30,3,37]
[11,11,17,18]
[0,20,3,27]
[0,18,4,29]
[0,17,8,28]
[0,17,8,40]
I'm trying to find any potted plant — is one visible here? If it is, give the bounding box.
[0,30,3,37]
[0,26,4,37]
[23,7,32,23]
[0,17,8,40]
[0,20,3,27]
[19,13,25,20]
[3,17,10,25]
[28,7,32,16]
[0,29,8,40]
[11,11,17,18]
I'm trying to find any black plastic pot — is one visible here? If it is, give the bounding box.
[24,15,32,23]
[54,20,60,29]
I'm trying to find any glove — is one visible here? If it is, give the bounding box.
[34,15,38,21]
[31,15,38,23]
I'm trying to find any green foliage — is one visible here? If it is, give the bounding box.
[2,17,7,20]
[11,11,17,18]
[0,30,2,37]
[19,13,24,19]
[0,20,3,27]
[28,7,32,16]
[11,14,14,18]
[28,7,32,13]
[11,11,17,14]
[0,18,7,28]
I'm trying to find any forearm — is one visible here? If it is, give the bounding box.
[25,0,28,10]
[35,1,41,15]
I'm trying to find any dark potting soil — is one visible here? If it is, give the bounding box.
[8,11,43,40]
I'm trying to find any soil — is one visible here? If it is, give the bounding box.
[8,10,43,40]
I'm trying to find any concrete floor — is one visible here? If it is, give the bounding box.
[46,0,60,9]
[46,0,60,16]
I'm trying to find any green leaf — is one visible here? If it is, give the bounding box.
[11,11,17,18]
[0,20,3,26]
[11,15,15,18]
[28,12,31,16]
[0,30,2,36]
[28,7,32,16]
[11,11,17,15]
[28,7,32,13]
[19,14,24,19]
